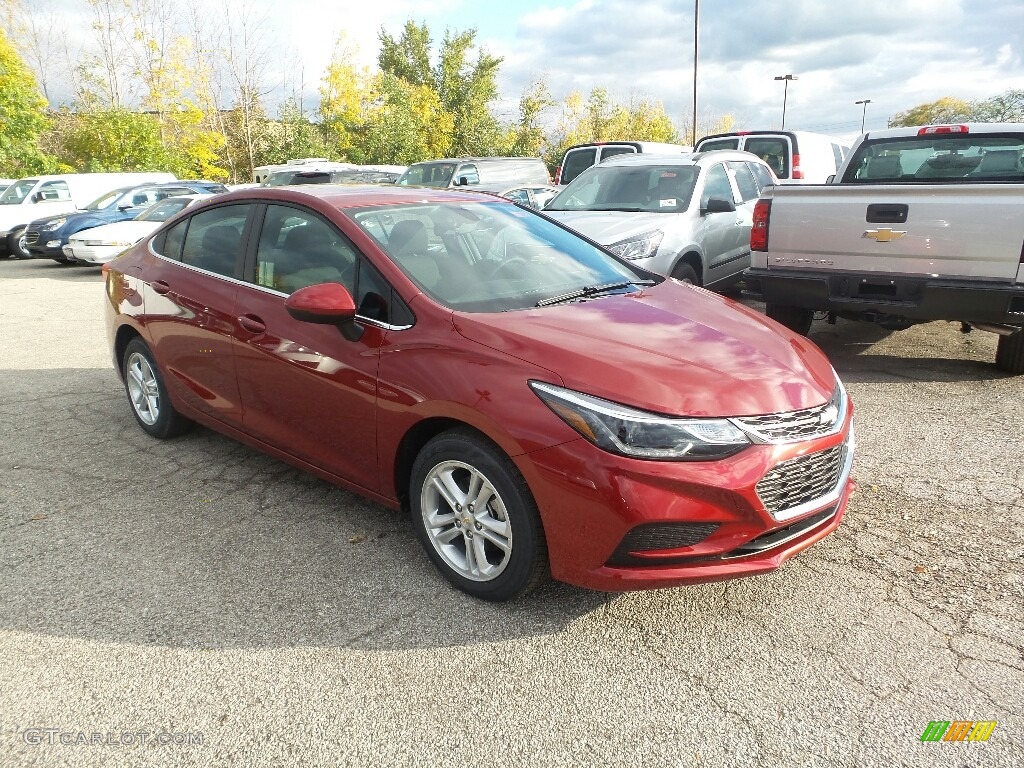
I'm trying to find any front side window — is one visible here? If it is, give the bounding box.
[85,187,134,211]
[180,204,250,277]
[699,164,735,209]
[352,200,650,313]
[547,164,698,213]
[36,181,72,202]
[254,205,357,295]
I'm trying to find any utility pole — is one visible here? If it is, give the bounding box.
[774,74,798,129]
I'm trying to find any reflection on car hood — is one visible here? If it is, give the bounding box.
[453,283,835,417]
[67,220,160,243]
[545,210,689,245]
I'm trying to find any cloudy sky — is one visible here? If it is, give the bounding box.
[30,0,1024,143]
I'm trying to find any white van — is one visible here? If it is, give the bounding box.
[694,131,849,184]
[252,158,355,184]
[0,172,175,257]
[396,157,550,189]
[557,141,693,185]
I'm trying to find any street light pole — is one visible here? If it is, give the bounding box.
[774,74,798,129]
[692,0,699,145]
[855,99,872,133]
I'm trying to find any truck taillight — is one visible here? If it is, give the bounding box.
[553,167,561,185]
[751,199,771,252]
[918,125,969,135]
[791,153,803,179]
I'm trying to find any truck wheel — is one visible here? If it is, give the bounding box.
[765,304,814,335]
[995,330,1024,374]
[7,227,30,259]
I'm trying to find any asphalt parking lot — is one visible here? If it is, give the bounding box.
[1,258,1021,768]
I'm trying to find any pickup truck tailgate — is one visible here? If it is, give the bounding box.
[760,184,1024,282]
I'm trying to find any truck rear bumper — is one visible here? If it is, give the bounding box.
[744,268,1024,326]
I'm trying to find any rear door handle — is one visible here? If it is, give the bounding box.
[238,314,266,334]
[152,280,170,295]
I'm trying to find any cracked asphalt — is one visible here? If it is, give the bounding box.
[1,258,1021,767]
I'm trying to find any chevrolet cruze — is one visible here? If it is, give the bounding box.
[104,185,854,601]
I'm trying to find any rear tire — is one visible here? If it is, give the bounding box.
[122,337,192,438]
[410,429,548,601]
[995,330,1024,374]
[765,303,814,335]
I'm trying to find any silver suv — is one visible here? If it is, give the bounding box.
[544,151,777,287]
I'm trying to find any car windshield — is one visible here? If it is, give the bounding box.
[349,201,654,312]
[135,198,193,222]
[842,132,1024,183]
[83,186,135,211]
[546,164,699,213]
[0,179,38,205]
[396,162,457,188]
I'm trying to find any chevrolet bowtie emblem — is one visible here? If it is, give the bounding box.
[863,228,907,242]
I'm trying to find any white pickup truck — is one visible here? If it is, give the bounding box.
[744,123,1024,373]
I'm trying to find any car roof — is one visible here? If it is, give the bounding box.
[859,122,1024,140]
[205,184,520,210]
[598,150,767,168]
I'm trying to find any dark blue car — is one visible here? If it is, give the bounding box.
[26,181,228,262]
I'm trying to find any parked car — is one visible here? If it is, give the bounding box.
[252,158,352,184]
[63,195,213,265]
[695,130,849,184]
[478,184,561,210]
[105,184,854,601]
[0,172,176,258]
[396,157,550,190]
[544,151,778,287]
[556,141,693,185]
[26,181,227,263]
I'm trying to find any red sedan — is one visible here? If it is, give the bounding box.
[104,185,854,601]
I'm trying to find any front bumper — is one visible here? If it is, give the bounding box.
[26,229,69,259]
[519,407,855,591]
[64,243,121,265]
[744,267,1024,326]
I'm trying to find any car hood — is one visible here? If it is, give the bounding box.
[453,283,836,417]
[31,209,112,227]
[68,220,159,243]
[545,210,686,245]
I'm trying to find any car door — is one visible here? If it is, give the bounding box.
[694,162,743,283]
[142,202,255,426]
[231,202,393,492]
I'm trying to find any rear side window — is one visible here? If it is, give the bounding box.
[744,138,790,178]
[560,148,598,184]
[747,161,776,191]
[599,146,637,162]
[180,204,250,277]
[154,219,188,260]
[698,138,739,152]
[727,161,760,202]
[37,181,72,202]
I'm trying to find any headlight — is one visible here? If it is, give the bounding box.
[530,381,750,460]
[41,218,67,231]
[102,240,135,247]
[606,230,663,260]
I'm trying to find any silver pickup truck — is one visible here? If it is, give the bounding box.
[743,123,1024,373]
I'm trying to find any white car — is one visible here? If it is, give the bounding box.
[63,195,212,264]
[544,151,777,288]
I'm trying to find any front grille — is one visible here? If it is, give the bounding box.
[733,387,841,442]
[607,522,720,566]
[25,231,40,245]
[756,444,845,517]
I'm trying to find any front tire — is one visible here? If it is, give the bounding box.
[996,330,1024,374]
[765,303,814,335]
[410,429,548,601]
[671,262,699,285]
[7,227,30,259]
[122,337,192,438]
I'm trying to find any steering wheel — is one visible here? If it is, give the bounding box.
[489,257,531,280]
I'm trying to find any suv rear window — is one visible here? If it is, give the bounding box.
[560,148,598,185]
[744,138,790,178]
[842,132,1024,183]
[699,138,739,151]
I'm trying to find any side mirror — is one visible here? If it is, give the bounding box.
[118,203,134,211]
[702,197,736,215]
[456,176,469,186]
[285,282,362,340]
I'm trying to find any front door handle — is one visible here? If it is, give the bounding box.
[152,280,170,295]
[238,314,266,334]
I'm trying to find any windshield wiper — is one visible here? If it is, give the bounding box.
[536,280,655,307]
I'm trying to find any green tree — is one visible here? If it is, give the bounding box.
[55,108,170,171]
[360,73,453,164]
[973,89,1024,122]
[888,96,974,127]
[319,33,375,161]
[0,27,52,175]
[500,78,555,157]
